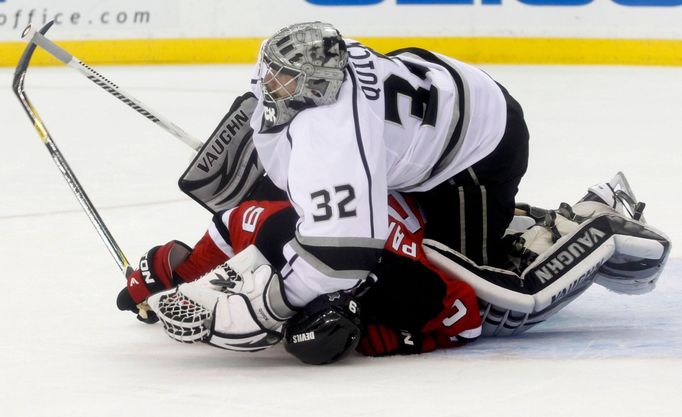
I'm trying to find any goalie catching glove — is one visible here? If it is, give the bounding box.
[147,245,296,351]
[116,241,192,323]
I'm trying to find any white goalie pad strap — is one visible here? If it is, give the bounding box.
[571,200,619,219]
[505,214,535,236]
[519,213,581,256]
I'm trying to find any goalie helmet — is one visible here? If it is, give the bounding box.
[283,291,362,365]
[258,21,348,128]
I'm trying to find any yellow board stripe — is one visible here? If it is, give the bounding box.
[1,36,680,67]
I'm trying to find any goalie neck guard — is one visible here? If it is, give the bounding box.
[259,21,348,128]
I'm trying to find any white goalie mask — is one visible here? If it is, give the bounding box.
[258,22,348,128]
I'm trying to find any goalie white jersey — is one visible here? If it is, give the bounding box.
[249,40,508,306]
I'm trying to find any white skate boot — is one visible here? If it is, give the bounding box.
[574,171,647,222]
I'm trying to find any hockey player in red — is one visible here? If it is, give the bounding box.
[355,193,481,356]
[119,170,672,364]
[118,192,482,360]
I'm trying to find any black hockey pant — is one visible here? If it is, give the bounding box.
[410,84,529,268]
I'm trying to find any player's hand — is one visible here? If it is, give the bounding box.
[116,241,192,323]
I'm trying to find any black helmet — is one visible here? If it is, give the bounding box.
[283,291,362,365]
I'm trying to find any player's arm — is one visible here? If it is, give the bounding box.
[116,200,295,321]
[356,200,482,356]
[357,250,482,356]
[280,194,478,360]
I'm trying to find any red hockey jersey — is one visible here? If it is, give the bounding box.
[176,194,481,356]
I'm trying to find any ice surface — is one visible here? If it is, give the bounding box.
[1,64,681,417]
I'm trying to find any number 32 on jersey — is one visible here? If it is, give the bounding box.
[310,184,357,222]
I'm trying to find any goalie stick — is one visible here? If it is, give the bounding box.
[21,22,203,152]
[13,21,157,322]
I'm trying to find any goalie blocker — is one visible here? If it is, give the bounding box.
[178,92,288,214]
[424,175,671,337]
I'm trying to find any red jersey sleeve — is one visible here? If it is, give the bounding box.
[175,200,293,281]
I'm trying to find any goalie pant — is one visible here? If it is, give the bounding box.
[172,194,483,356]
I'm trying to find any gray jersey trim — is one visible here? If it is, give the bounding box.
[289,234,383,280]
[264,273,296,320]
[466,168,489,264]
[295,231,385,249]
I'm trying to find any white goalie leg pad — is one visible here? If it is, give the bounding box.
[425,214,630,336]
[521,227,615,312]
[575,172,671,294]
[443,173,671,336]
[425,230,612,337]
[148,245,296,351]
[518,213,668,324]
[423,240,535,314]
[593,220,670,295]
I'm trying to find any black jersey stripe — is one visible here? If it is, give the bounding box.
[254,206,298,270]
[286,126,293,146]
[212,210,232,247]
[288,253,299,267]
[347,67,376,238]
[389,48,467,179]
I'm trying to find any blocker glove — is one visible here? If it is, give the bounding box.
[116,241,192,323]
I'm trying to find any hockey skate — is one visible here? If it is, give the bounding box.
[573,172,670,295]
[578,171,646,222]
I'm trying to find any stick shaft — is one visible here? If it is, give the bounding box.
[25,27,203,152]
[14,22,134,277]
[18,91,133,276]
